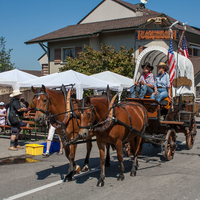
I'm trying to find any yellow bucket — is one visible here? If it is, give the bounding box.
[25,144,44,155]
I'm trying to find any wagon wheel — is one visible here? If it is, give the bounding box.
[186,118,197,150]
[164,129,177,161]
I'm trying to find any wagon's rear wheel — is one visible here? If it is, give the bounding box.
[164,129,177,161]
[186,118,197,150]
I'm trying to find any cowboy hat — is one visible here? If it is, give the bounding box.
[10,90,22,97]
[156,62,169,71]
[141,62,154,71]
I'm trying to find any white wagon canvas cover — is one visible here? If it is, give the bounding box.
[133,46,195,97]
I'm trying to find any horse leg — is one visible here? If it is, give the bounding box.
[105,144,110,167]
[130,136,142,176]
[115,140,125,181]
[96,140,105,187]
[63,144,80,182]
[82,141,92,172]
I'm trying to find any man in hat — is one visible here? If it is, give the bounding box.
[8,90,28,151]
[150,62,172,102]
[130,62,155,98]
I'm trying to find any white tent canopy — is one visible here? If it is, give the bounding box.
[134,46,195,97]
[0,76,17,88]
[20,70,119,99]
[0,69,38,90]
[91,71,133,101]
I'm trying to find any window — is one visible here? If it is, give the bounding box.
[62,47,75,62]
[188,48,198,56]
[54,46,82,64]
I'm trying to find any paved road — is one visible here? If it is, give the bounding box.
[1,118,200,200]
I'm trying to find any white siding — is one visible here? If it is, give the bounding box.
[80,0,136,24]
[38,54,48,66]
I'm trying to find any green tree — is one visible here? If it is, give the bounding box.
[60,44,135,78]
[0,36,15,72]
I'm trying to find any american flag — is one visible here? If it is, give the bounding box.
[168,40,176,87]
[179,36,189,58]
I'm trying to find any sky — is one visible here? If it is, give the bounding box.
[1,0,200,71]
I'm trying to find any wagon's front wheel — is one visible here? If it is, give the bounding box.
[186,118,197,150]
[164,129,177,161]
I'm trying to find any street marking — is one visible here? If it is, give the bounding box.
[4,169,100,200]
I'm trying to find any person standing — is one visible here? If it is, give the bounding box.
[0,102,6,126]
[8,90,28,151]
[130,63,154,98]
[42,118,63,157]
[20,97,29,108]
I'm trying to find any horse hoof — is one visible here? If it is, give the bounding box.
[97,181,104,187]
[130,171,136,177]
[117,174,125,181]
[75,165,81,174]
[63,176,67,182]
[82,164,89,172]
[63,175,72,182]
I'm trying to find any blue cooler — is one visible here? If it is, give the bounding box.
[41,142,60,153]
[52,142,60,152]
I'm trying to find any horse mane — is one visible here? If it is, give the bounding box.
[78,95,108,107]
[46,88,63,95]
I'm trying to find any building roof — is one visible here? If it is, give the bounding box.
[114,0,160,15]
[189,56,200,77]
[25,0,200,45]
[25,14,169,44]
[21,70,42,77]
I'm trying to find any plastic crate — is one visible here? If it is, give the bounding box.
[52,142,60,152]
[41,142,60,153]
[25,144,44,155]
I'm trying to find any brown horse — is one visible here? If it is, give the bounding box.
[32,85,94,181]
[78,96,148,186]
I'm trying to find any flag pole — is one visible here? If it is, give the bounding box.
[176,23,187,98]
[168,21,178,109]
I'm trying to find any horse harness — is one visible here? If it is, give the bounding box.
[79,99,149,144]
[34,87,80,146]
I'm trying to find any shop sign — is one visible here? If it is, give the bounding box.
[136,30,178,40]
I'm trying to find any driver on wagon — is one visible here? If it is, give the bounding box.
[130,62,154,98]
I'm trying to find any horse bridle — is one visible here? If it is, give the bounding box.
[79,97,96,130]
[34,92,50,115]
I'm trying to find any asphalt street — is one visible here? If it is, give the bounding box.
[0,118,200,200]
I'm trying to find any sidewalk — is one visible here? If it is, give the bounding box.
[0,134,47,159]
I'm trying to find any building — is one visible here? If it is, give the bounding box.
[25,0,200,95]
[21,69,42,77]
